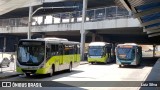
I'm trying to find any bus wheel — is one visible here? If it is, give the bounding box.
[91,62,94,64]
[68,63,72,72]
[25,73,30,77]
[49,65,55,77]
[137,63,141,67]
[119,65,122,68]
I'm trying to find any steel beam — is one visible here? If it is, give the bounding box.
[134,7,160,18]
[147,29,160,34]
[148,33,160,37]
[145,25,160,31]
[119,0,132,11]
[142,19,160,27]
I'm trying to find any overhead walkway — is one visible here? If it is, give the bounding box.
[0,6,140,34]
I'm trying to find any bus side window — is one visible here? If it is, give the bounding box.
[51,45,59,56]
[46,44,51,59]
[74,45,80,54]
[58,44,63,55]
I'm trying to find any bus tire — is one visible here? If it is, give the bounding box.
[91,62,94,64]
[68,63,72,72]
[25,73,30,77]
[119,65,122,68]
[137,63,140,67]
[49,65,55,77]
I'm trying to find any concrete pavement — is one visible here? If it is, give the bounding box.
[140,58,160,90]
[0,71,21,79]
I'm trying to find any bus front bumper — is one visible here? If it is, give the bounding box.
[88,57,107,63]
[16,66,50,74]
[116,60,137,65]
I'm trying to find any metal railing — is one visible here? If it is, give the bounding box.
[0,6,132,27]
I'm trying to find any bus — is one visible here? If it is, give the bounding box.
[16,38,80,77]
[87,42,112,64]
[116,43,142,67]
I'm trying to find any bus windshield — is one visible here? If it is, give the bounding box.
[88,46,104,56]
[17,44,45,66]
[117,48,135,60]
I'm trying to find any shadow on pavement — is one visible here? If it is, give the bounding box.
[19,70,83,80]
[139,58,160,90]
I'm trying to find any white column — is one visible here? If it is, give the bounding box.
[92,33,96,42]
[28,6,33,39]
[153,44,156,57]
[80,0,88,61]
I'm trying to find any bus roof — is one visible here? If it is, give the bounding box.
[117,43,141,47]
[20,38,79,44]
[89,42,109,46]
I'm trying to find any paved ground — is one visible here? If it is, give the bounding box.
[0,58,156,90]
[140,58,160,90]
[0,61,88,79]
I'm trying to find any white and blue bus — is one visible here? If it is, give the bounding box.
[116,43,142,67]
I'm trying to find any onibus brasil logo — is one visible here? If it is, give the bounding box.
[1,82,42,87]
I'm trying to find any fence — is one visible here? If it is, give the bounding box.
[0,6,132,28]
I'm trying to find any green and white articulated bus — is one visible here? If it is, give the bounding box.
[88,42,112,64]
[16,38,80,77]
[116,43,142,67]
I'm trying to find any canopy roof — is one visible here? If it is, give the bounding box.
[119,0,160,37]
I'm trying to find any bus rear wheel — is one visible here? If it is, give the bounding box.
[25,73,30,77]
[91,62,94,64]
[119,65,122,68]
[49,65,55,77]
[67,63,72,72]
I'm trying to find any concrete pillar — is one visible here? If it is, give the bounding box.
[99,36,103,41]
[80,32,88,60]
[112,43,116,61]
[80,0,88,61]
[92,33,96,42]
[42,34,45,38]
[28,6,33,39]
[3,37,6,52]
[69,12,72,23]
[42,16,46,24]
[52,16,54,24]
[74,13,77,22]
[153,44,156,57]
[60,13,63,23]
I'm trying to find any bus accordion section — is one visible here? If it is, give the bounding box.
[16,38,80,77]
[116,43,142,67]
[87,42,112,64]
